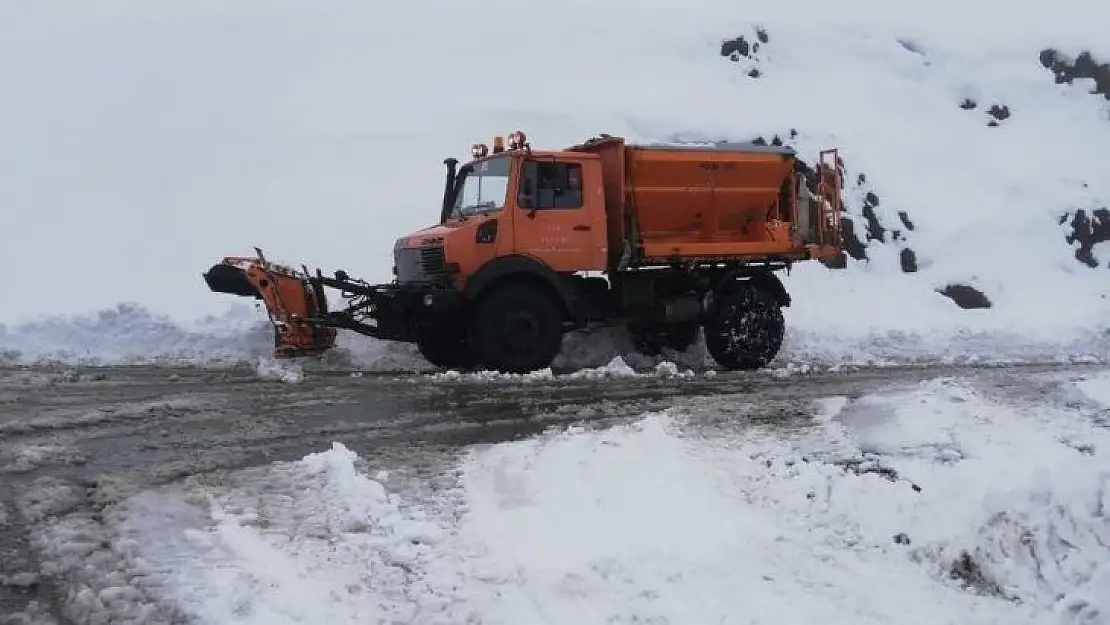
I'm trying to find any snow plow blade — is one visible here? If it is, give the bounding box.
[202,249,337,358]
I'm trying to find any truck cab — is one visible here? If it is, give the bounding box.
[393,134,609,291]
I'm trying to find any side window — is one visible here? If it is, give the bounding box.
[518,160,583,210]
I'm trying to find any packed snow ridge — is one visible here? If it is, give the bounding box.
[1,2,1109,370]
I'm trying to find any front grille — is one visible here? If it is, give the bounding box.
[419,246,446,273]
[394,248,422,283]
[395,246,448,283]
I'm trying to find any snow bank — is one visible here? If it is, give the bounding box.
[2,0,1109,369]
[0,302,430,371]
[1076,371,1110,408]
[73,371,1107,624]
[446,384,1110,623]
[3,298,1108,373]
[104,442,459,624]
[0,303,271,367]
[790,378,1110,620]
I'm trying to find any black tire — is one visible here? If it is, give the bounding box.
[416,326,477,371]
[703,284,785,370]
[628,321,700,355]
[467,281,564,373]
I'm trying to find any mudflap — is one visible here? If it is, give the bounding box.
[203,252,337,358]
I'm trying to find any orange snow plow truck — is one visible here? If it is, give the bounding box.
[203,132,843,373]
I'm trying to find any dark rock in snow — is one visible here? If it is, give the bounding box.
[1039,48,1110,102]
[860,205,884,242]
[949,551,1005,597]
[898,210,915,231]
[893,533,911,545]
[938,284,992,309]
[900,248,918,273]
[898,38,924,56]
[720,27,770,78]
[721,36,752,60]
[861,192,886,242]
[959,98,978,110]
[983,103,1011,127]
[1062,207,1110,267]
[839,218,869,263]
[987,104,1011,121]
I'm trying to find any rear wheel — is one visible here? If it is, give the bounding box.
[417,326,477,371]
[703,284,785,370]
[468,282,564,374]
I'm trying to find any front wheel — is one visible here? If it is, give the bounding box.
[468,282,565,374]
[703,285,785,370]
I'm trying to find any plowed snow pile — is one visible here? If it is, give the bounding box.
[1,0,1109,369]
[28,373,1102,624]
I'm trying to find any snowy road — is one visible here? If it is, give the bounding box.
[0,363,1108,624]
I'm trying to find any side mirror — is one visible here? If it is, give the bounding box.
[519,178,535,212]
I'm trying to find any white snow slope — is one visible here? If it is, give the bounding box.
[2,0,1110,369]
[22,370,1109,624]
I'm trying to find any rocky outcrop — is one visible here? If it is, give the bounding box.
[1038,49,1109,267]
[1039,48,1110,103]
[827,174,919,273]
[986,104,1011,127]
[860,191,886,243]
[1061,207,1110,268]
[702,38,1110,316]
[948,551,1006,597]
[956,97,1013,127]
[720,26,770,79]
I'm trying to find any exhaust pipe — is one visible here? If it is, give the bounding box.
[440,157,458,223]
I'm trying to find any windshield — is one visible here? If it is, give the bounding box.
[453,156,510,218]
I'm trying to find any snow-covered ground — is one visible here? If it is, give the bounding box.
[19,370,1106,624]
[4,6,1110,620]
[2,0,1110,370]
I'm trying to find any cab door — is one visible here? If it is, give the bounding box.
[511,156,607,272]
